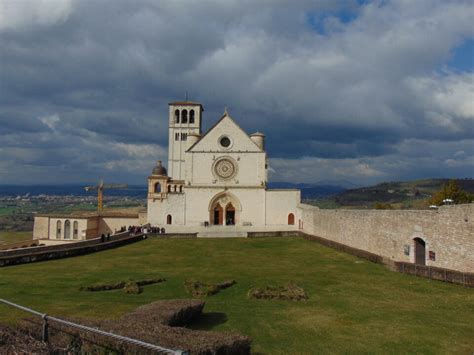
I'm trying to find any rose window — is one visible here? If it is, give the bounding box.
[214,159,236,179]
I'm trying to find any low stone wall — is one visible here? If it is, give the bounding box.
[248,231,301,238]
[301,233,386,264]
[0,233,143,267]
[393,262,474,287]
[0,239,41,251]
[149,233,198,239]
[0,232,132,259]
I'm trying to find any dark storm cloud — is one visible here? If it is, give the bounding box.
[0,0,472,184]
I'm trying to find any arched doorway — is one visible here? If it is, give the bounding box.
[167,215,172,225]
[288,213,295,225]
[64,220,71,239]
[414,238,426,265]
[226,203,235,225]
[209,192,241,226]
[213,203,223,225]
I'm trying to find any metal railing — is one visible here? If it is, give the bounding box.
[0,298,187,354]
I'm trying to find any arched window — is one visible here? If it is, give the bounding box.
[174,185,177,192]
[168,185,172,193]
[182,109,188,123]
[189,109,195,123]
[64,220,71,239]
[288,213,295,225]
[73,221,79,239]
[154,182,161,193]
[179,185,183,193]
[56,220,61,239]
[167,214,172,225]
[175,109,180,123]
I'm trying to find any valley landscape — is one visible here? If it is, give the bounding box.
[1,177,472,244]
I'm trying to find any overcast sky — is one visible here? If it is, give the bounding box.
[0,0,473,186]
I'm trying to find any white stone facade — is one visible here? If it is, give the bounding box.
[147,102,301,234]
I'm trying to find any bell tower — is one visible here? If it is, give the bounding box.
[168,101,203,180]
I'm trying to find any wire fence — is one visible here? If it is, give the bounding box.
[0,298,187,354]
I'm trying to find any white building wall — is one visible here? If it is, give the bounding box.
[99,217,141,234]
[265,190,301,226]
[47,218,89,240]
[186,151,266,187]
[147,193,185,226]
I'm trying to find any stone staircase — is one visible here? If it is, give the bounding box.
[197,226,248,238]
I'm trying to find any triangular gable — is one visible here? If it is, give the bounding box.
[187,112,262,152]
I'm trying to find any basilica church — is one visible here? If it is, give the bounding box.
[146,101,302,235]
[33,101,302,240]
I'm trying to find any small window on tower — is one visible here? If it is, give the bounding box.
[175,132,179,141]
[175,109,180,123]
[182,110,188,123]
[190,110,195,123]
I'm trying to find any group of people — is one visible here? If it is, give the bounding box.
[116,225,166,236]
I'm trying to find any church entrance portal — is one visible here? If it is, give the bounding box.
[209,193,240,226]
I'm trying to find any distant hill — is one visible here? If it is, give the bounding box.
[307,178,474,209]
[0,185,147,198]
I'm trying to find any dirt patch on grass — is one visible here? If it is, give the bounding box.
[248,282,308,301]
[184,279,236,297]
[17,299,251,354]
[80,277,166,294]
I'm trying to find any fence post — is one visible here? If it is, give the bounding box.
[42,314,49,342]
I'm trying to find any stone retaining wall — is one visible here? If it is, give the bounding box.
[299,203,474,273]
[0,233,143,267]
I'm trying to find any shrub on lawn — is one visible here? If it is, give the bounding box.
[184,279,236,297]
[80,278,166,293]
[248,282,308,301]
[123,281,141,294]
[80,281,126,292]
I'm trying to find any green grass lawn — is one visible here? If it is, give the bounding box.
[0,231,32,245]
[0,237,473,354]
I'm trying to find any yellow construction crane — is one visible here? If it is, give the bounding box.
[84,179,128,212]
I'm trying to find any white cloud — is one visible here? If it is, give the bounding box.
[0,0,74,32]
[39,114,60,130]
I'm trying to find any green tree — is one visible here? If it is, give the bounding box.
[374,202,394,209]
[429,180,473,206]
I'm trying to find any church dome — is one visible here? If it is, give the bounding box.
[152,160,167,176]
